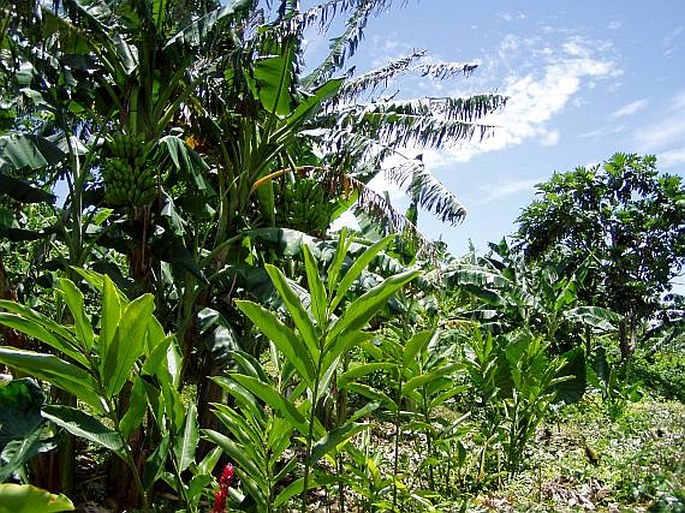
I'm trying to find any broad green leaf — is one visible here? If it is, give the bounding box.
[0,378,44,451]
[566,306,620,332]
[349,401,382,422]
[554,347,587,404]
[0,312,87,367]
[0,174,54,204]
[284,78,344,129]
[0,299,76,344]
[102,294,155,397]
[309,422,368,464]
[158,136,211,191]
[119,377,147,439]
[430,385,468,410]
[233,466,268,512]
[402,365,459,396]
[0,348,101,410]
[302,245,328,326]
[70,268,106,292]
[338,363,395,389]
[253,50,294,116]
[0,484,74,513]
[0,430,53,483]
[347,383,396,411]
[202,430,267,490]
[146,317,167,352]
[326,229,350,296]
[229,375,309,436]
[235,300,315,387]
[143,436,170,491]
[0,133,64,172]
[402,330,434,368]
[273,474,334,508]
[186,475,212,502]
[227,350,271,383]
[161,385,186,434]
[212,406,262,453]
[405,420,435,434]
[212,376,265,423]
[153,230,208,283]
[322,331,373,381]
[273,456,298,484]
[142,336,181,389]
[173,403,198,472]
[58,279,94,351]
[329,270,421,340]
[264,264,319,360]
[198,446,222,475]
[330,234,396,311]
[267,417,294,461]
[42,406,124,457]
[254,178,275,226]
[100,275,122,356]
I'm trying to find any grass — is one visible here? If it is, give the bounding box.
[466,394,685,512]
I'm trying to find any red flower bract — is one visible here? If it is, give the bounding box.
[212,488,227,513]
[219,463,235,488]
[211,463,235,513]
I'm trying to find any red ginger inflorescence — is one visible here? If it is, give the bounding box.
[212,463,235,513]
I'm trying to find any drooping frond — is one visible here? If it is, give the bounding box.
[274,0,400,35]
[315,166,436,258]
[331,54,482,107]
[41,0,138,85]
[337,104,497,150]
[163,0,252,55]
[302,1,374,88]
[383,159,468,224]
[416,60,480,80]
[363,95,507,122]
[333,50,427,104]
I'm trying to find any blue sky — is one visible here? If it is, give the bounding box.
[308,0,685,256]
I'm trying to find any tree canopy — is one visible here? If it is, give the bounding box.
[514,153,685,359]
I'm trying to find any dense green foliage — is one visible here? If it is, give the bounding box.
[0,1,682,512]
[515,153,685,360]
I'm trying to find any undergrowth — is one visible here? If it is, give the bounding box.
[466,394,685,512]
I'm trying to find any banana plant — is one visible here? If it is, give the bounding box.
[0,271,208,511]
[448,240,621,352]
[218,229,419,511]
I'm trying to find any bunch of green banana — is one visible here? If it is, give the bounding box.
[102,158,157,206]
[279,178,335,232]
[106,132,146,161]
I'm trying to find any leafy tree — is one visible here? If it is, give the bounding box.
[515,153,685,360]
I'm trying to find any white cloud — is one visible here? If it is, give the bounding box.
[607,21,622,30]
[633,92,685,170]
[659,147,685,168]
[444,35,619,162]
[663,26,683,57]
[477,177,543,204]
[635,91,685,150]
[580,124,626,139]
[497,12,526,22]
[540,129,560,147]
[611,99,648,118]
